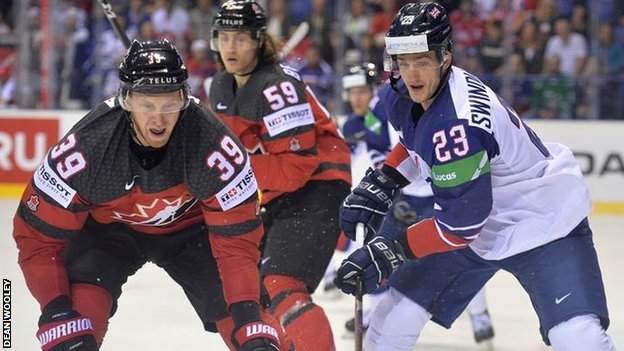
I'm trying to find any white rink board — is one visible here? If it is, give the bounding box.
[1,198,622,350]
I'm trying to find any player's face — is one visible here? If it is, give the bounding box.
[127,91,184,148]
[348,86,373,116]
[218,31,260,75]
[396,52,448,109]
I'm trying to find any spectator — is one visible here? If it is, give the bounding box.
[615,14,624,45]
[532,0,557,43]
[570,4,589,38]
[0,62,15,107]
[515,20,546,74]
[186,39,216,103]
[344,0,371,54]
[124,0,149,37]
[297,44,334,110]
[189,0,217,41]
[450,0,485,57]
[151,0,190,46]
[585,22,624,119]
[307,0,334,63]
[479,20,506,74]
[502,52,532,116]
[545,16,588,77]
[137,18,157,41]
[531,55,576,119]
[368,0,397,68]
[267,0,294,42]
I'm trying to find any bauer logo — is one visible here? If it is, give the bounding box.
[263,103,314,137]
[33,155,77,208]
[217,161,257,211]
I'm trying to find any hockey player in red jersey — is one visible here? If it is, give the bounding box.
[13,39,290,351]
[209,1,352,350]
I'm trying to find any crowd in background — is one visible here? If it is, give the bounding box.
[1,0,624,119]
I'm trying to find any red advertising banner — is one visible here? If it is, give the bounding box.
[0,118,59,183]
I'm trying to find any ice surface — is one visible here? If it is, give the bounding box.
[1,199,621,350]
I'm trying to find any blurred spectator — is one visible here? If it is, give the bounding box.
[344,0,371,54]
[186,39,216,102]
[151,0,190,46]
[585,22,624,119]
[137,18,157,41]
[98,17,129,98]
[190,0,217,41]
[288,0,312,24]
[515,21,545,74]
[615,15,624,45]
[307,0,334,63]
[297,44,334,110]
[0,60,15,107]
[586,22,624,75]
[267,0,294,42]
[450,0,485,57]
[570,4,589,38]
[501,52,532,116]
[531,0,557,43]
[368,0,397,69]
[125,0,149,37]
[544,16,588,77]
[531,55,576,119]
[0,16,10,35]
[479,20,506,74]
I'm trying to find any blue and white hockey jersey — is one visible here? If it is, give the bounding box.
[385,66,590,260]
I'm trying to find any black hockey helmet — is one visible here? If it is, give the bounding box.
[343,62,379,91]
[211,0,267,50]
[119,39,188,93]
[385,1,452,60]
[384,2,453,100]
[118,39,189,111]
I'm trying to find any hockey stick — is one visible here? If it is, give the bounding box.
[278,22,309,60]
[96,0,131,49]
[354,223,366,351]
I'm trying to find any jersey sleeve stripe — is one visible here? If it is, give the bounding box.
[209,218,262,236]
[403,217,472,258]
[17,204,83,240]
[433,219,470,248]
[436,216,488,232]
[312,162,351,175]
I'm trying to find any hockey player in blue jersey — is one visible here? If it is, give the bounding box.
[341,62,496,342]
[334,2,615,350]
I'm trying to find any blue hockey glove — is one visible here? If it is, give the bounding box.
[340,168,400,241]
[334,236,405,295]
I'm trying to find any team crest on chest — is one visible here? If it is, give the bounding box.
[112,196,199,226]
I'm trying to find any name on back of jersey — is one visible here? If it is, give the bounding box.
[263,102,314,137]
[216,160,258,211]
[457,71,493,134]
[33,155,77,208]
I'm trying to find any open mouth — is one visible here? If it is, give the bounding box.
[150,128,166,137]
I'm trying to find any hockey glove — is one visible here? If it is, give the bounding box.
[232,321,280,351]
[36,296,98,351]
[334,236,405,295]
[230,301,280,351]
[340,167,400,241]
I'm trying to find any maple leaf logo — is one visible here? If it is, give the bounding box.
[27,194,40,211]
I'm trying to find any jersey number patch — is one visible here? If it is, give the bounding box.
[207,135,245,181]
[50,133,87,179]
[433,124,469,162]
[263,81,299,110]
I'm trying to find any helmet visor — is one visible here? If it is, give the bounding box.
[120,89,190,113]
